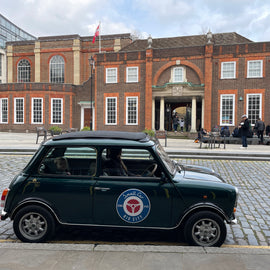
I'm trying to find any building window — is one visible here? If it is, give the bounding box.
[51,98,63,124]
[220,95,235,126]
[14,98,24,124]
[106,68,117,83]
[0,98,8,123]
[247,94,261,125]
[173,67,184,82]
[247,60,263,78]
[106,97,117,125]
[32,98,43,124]
[17,59,31,82]
[50,55,65,83]
[221,62,236,79]
[126,97,138,125]
[126,67,138,83]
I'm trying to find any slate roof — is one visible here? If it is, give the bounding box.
[120,32,253,52]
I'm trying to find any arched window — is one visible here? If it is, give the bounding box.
[17,59,31,82]
[50,55,65,83]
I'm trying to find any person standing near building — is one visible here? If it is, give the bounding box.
[172,113,179,132]
[179,118,185,133]
[254,118,265,144]
[239,115,250,149]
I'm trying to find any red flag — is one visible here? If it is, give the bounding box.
[92,24,100,43]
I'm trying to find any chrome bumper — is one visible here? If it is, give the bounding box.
[0,209,8,221]
[229,218,238,225]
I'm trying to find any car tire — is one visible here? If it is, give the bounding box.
[13,205,55,243]
[184,211,227,247]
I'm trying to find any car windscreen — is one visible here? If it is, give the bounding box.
[155,141,176,175]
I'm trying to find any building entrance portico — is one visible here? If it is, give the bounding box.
[152,84,204,133]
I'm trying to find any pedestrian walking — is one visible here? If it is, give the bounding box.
[239,114,250,149]
[254,118,265,144]
[179,118,185,133]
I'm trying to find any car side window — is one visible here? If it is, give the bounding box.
[38,146,97,176]
[101,148,161,177]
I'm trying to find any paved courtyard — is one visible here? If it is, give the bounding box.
[0,155,270,246]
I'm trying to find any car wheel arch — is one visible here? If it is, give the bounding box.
[10,199,60,224]
[177,203,228,229]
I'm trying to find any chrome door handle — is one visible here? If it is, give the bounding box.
[94,187,111,191]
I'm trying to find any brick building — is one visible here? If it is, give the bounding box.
[1,31,270,133]
[95,32,270,133]
[0,34,132,132]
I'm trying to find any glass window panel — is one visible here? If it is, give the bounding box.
[32,98,43,124]
[106,97,117,124]
[0,98,8,123]
[126,67,138,83]
[50,55,65,83]
[247,60,263,78]
[14,98,24,123]
[247,94,261,125]
[220,95,235,126]
[173,67,184,82]
[106,68,117,83]
[51,98,63,124]
[17,59,31,82]
[126,97,138,125]
[221,62,236,79]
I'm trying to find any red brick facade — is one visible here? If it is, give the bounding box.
[1,32,270,133]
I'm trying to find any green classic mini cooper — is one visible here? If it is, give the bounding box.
[1,131,238,247]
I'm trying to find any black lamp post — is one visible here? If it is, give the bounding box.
[88,56,95,130]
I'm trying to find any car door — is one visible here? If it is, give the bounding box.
[92,148,177,228]
[27,146,97,224]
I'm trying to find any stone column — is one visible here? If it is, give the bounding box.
[201,97,205,129]
[190,96,197,132]
[159,97,165,131]
[34,41,41,82]
[152,99,155,130]
[7,45,13,83]
[73,39,81,85]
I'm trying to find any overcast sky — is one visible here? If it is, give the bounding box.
[2,0,270,42]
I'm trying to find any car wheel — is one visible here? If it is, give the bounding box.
[184,211,227,247]
[13,205,55,243]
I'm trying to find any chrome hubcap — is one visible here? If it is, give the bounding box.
[192,219,220,246]
[19,212,47,240]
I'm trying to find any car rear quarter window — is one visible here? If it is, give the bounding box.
[38,146,97,176]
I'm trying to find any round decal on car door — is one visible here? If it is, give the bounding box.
[116,189,151,223]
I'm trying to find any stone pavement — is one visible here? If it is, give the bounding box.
[0,242,269,270]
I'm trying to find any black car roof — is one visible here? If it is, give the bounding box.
[52,130,150,142]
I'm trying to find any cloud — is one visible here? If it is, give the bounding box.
[1,0,270,41]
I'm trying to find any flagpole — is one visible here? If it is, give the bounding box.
[99,21,101,53]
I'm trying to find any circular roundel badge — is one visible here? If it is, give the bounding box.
[116,189,151,224]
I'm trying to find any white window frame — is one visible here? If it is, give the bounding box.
[126,96,138,125]
[105,97,117,125]
[14,98,24,124]
[172,67,185,83]
[126,67,138,83]
[32,98,43,124]
[221,62,236,79]
[0,98,8,123]
[50,55,65,83]
[106,68,117,84]
[51,98,63,124]
[247,60,263,78]
[246,93,262,125]
[17,59,31,82]
[220,94,235,126]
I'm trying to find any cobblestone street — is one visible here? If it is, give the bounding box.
[0,155,270,246]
